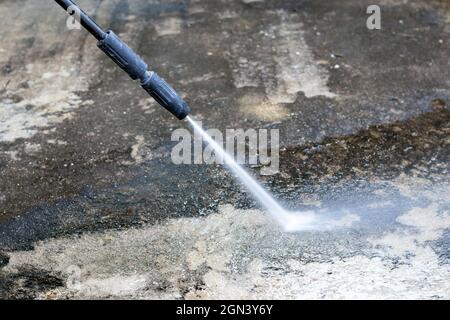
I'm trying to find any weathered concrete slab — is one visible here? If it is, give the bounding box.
[0,0,449,299]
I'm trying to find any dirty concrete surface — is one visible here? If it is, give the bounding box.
[0,0,449,299]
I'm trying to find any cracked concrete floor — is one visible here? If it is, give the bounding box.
[0,0,449,299]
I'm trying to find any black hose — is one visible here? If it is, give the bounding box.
[54,0,106,40]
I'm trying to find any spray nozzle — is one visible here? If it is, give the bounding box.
[141,72,191,120]
[97,30,191,120]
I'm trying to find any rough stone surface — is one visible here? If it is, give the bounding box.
[0,0,449,299]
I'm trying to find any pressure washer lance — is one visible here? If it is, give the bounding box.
[55,0,191,120]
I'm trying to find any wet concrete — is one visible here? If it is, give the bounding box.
[0,0,449,299]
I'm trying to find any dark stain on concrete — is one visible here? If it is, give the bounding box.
[270,108,450,187]
[0,266,64,300]
[0,252,9,268]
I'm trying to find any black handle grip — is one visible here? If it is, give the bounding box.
[141,73,191,120]
[98,31,148,80]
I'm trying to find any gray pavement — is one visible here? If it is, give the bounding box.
[0,0,449,299]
